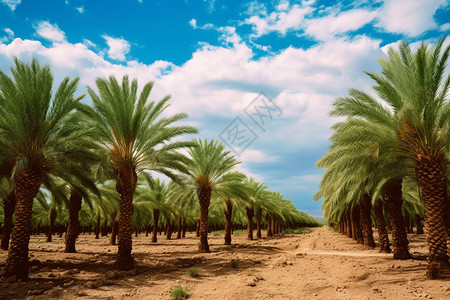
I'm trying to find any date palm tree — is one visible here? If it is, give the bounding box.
[84,75,197,269]
[329,38,450,277]
[0,58,96,280]
[184,139,243,252]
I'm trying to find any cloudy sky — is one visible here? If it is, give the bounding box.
[0,0,449,217]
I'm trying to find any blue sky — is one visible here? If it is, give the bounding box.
[0,0,449,217]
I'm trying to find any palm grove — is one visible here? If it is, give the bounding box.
[0,58,320,281]
[315,38,450,279]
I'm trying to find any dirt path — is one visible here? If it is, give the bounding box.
[0,227,449,299]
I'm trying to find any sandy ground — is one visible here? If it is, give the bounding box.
[0,227,449,300]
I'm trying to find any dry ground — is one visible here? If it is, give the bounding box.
[0,227,449,299]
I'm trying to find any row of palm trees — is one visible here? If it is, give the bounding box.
[315,38,450,279]
[0,58,319,281]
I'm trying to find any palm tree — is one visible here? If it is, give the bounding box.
[185,139,242,252]
[328,39,450,277]
[244,178,270,240]
[0,58,96,280]
[84,75,197,269]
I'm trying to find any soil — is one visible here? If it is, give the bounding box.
[0,227,449,299]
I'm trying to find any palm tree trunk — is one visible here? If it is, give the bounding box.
[195,219,200,237]
[374,199,391,253]
[415,157,449,278]
[266,214,273,237]
[65,191,82,253]
[47,208,57,243]
[271,217,276,236]
[383,178,411,260]
[246,207,254,240]
[2,169,41,280]
[111,219,119,245]
[359,195,375,248]
[346,208,353,238]
[115,170,137,270]
[1,192,17,250]
[95,214,100,239]
[351,205,364,244]
[152,209,160,243]
[198,186,211,253]
[415,214,424,234]
[224,199,233,245]
[182,217,186,238]
[176,216,182,239]
[166,221,173,240]
[256,207,262,239]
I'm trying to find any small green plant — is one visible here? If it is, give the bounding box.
[233,230,246,236]
[213,231,223,236]
[170,286,190,300]
[281,227,307,236]
[185,268,199,278]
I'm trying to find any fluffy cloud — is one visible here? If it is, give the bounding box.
[305,9,377,41]
[75,6,84,14]
[0,28,14,43]
[102,35,130,61]
[1,0,21,11]
[376,0,447,36]
[244,2,313,37]
[35,21,66,43]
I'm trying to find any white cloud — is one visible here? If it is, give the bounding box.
[236,148,277,163]
[75,6,84,14]
[1,28,14,43]
[376,0,447,36]
[189,19,214,30]
[189,19,197,28]
[440,23,450,32]
[83,39,97,49]
[305,9,377,41]
[4,28,14,36]
[1,0,21,11]
[102,35,130,61]
[244,2,313,37]
[35,21,66,43]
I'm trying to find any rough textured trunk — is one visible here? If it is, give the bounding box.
[271,217,276,236]
[65,191,82,253]
[95,215,100,239]
[166,222,173,240]
[198,187,211,252]
[115,168,137,270]
[266,214,273,237]
[46,208,57,243]
[176,216,182,239]
[182,218,186,238]
[256,207,262,239]
[152,209,160,243]
[224,199,233,245]
[246,207,254,240]
[351,205,364,244]
[383,178,411,260]
[359,195,376,248]
[2,169,41,280]
[110,219,119,245]
[374,200,391,253]
[346,208,353,238]
[1,192,17,250]
[195,219,200,237]
[415,156,449,278]
[415,214,424,234]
